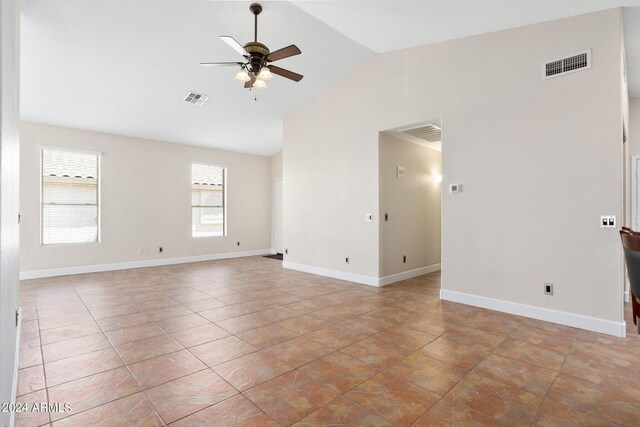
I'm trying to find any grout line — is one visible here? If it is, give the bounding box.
[33,295,53,426]
[530,327,576,423]
[47,285,151,423]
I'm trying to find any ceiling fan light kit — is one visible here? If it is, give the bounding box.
[200,2,303,91]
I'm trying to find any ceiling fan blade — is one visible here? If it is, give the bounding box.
[244,73,256,89]
[219,35,249,58]
[269,65,303,82]
[200,62,243,67]
[266,44,301,62]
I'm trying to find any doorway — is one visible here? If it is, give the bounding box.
[275,178,283,255]
[632,155,640,231]
[378,121,442,284]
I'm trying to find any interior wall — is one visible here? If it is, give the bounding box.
[379,133,441,277]
[270,152,282,251]
[0,0,20,424]
[20,122,271,275]
[284,9,624,326]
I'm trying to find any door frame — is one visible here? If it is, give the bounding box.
[628,155,640,303]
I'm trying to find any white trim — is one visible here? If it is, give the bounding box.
[39,144,102,156]
[378,264,441,286]
[624,290,630,303]
[19,249,271,280]
[10,309,21,427]
[440,289,626,338]
[191,160,229,169]
[282,261,441,287]
[283,261,380,287]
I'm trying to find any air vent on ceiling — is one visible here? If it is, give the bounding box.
[400,124,441,143]
[184,91,209,105]
[543,50,591,80]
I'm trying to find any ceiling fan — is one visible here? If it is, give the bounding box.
[200,3,303,90]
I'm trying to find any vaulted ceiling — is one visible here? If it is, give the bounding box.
[20,0,640,156]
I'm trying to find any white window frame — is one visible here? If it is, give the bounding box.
[40,145,102,246]
[191,162,227,238]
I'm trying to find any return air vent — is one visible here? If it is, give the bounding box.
[184,91,209,105]
[543,50,591,79]
[400,124,441,143]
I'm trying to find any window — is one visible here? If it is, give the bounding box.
[192,163,225,237]
[41,147,100,245]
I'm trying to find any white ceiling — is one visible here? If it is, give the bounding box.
[20,1,374,156]
[20,1,640,156]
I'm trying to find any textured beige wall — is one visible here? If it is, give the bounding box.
[379,133,441,277]
[284,9,624,322]
[20,122,271,272]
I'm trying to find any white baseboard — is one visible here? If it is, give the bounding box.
[624,290,630,303]
[282,261,441,287]
[440,289,626,338]
[19,249,272,280]
[283,261,380,287]
[10,309,21,427]
[379,264,441,286]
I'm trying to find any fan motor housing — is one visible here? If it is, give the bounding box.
[244,41,269,56]
[244,41,269,74]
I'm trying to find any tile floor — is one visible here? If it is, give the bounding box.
[14,256,640,426]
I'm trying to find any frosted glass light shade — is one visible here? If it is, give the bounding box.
[234,68,250,82]
[257,66,273,81]
[253,79,267,89]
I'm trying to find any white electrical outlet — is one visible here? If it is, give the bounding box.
[366,213,373,222]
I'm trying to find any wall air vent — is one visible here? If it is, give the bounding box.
[400,124,441,143]
[543,50,591,80]
[184,91,209,105]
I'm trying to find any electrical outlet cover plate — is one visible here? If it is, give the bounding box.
[544,283,554,295]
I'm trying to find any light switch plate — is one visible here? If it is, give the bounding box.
[450,184,463,193]
[396,166,405,179]
[600,215,616,228]
[366,213,373,222]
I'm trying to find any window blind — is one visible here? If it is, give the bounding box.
[41,148,100,245]
[191,163,225,237]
